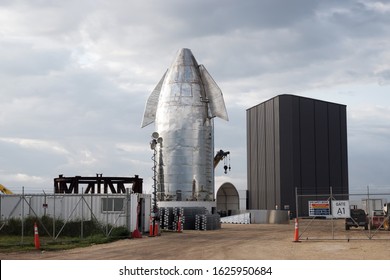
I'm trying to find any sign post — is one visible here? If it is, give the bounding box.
[331,200,350,218]
[309,201,330,217]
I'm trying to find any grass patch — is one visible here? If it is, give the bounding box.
[0,217,131,253]
[0,234,130,253]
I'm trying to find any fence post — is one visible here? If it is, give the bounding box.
[21,187,24,244]
[330,186,334,240]
[367,185,372,239]
[81,189,84,239]
[295,187,299,219]
[90,193,93,221]
[106,192,109,237]
[126,188,131,233]
[53,191,56,239]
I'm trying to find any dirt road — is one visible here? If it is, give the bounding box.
[2,220,390,260]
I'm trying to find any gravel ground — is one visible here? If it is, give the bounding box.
[2,219,390,260]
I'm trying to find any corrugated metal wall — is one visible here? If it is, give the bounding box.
[247,94,349,216]
[0,193,151,233]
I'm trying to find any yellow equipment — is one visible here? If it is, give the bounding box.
[0,184,13,194]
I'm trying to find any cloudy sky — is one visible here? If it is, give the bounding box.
[1,0,390,195]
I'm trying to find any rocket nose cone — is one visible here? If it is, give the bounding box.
[178,48,192,55]
[173,48,197,66]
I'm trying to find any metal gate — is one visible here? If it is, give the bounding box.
[294,186,390,241]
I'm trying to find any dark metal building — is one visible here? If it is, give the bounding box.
[247,94,349,216]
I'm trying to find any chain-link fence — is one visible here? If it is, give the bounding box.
[0,191,150,244]
[295,186,390,241]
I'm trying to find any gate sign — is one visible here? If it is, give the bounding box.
[309,201,330,216]
[331,200,350,218]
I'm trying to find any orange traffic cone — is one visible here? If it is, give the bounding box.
[34,222,40,249]
[177,215,182,233]
[149,216,156,237]
[132,203,142,238]
[154,221,159,236]
[293,218,300,242]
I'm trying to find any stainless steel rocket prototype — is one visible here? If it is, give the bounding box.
[142,48,228,202]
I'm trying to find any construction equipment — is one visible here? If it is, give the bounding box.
[382,203,390,230]
[370,210,385,229]
[0,184,13,194]
[214,150,231,174]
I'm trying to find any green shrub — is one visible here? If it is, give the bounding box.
[59,219,103,237]
[110,226,130,239]
[2,218,22,235]
[0,216,128,239]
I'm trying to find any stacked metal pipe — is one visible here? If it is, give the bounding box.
[159,207,208,230]
[195,214,221,230]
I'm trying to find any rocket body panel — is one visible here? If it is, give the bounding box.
[141,70,167,128]
[199,65,229,121]
[142,48,227,201]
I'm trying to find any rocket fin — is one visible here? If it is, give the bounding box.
[199,65,229,121]
[141,70,167,128]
